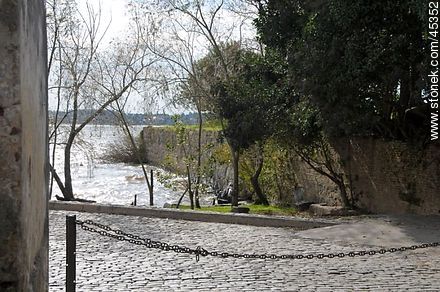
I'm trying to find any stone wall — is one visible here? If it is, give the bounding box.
[287,154,341,207]
[142,126,439,214]
[294,138,440,215]
[339,139,439,214]
[0,0,48,290]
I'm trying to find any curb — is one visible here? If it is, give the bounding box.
[49,201,333,229]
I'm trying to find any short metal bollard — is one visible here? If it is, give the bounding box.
[66,215,76,292]
[150,169,154,206]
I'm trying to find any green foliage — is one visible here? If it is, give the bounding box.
[242,140,297,206]
[259,142,292,205]
[256,0,429,141]
[162,119,222,132]
[211,143,230,165]
[162,115,219,202]
[156,171,181,191]
[203,119,223,131]
[187,42,283,150]
[209,47,288,150]
[276,97,323,148]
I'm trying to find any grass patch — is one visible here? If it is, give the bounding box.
[179,204,297,216]
[161,120,222,132]
[183,122,221,132]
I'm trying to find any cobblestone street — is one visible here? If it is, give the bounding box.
[49,210,440,291]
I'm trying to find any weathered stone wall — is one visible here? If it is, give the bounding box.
[143,126,439,214]
[294,138,440,215]
[0,0,48,290]
[339,139,439,214]
[142,126,233,192]
[287,154,341,207]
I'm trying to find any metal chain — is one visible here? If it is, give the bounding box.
[76,219,440,262]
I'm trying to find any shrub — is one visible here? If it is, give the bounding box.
[100,134,148,164]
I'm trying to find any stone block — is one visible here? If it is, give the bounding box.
[309,204,353,216]
[231,206,250,214]
[0,0,48,290]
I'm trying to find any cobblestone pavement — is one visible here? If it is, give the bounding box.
[49,210,440,291]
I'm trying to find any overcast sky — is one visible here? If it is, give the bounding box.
[49,0,257,115]
[77,0,130,46]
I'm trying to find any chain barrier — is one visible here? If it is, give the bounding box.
[76,219,440,262]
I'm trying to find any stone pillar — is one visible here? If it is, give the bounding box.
[0,0,48,291]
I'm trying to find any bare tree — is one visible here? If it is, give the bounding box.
[47,0,65,199]
[132,0,257,207]
[47,0,156,201]
[112,100,155,205]
[92,38,159,204]
[168,1,258,207]
[293,140,351,208]
[48,1,111,200]
[129,1,210,208]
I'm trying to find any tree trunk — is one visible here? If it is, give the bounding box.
[149,169,154,206]
[63,137,75,200]
[176,188,188,209]
[63,88,79,201]
[295,147,352,209]
[194,106,203,209]
[251,176,268,205]
[49,164,67,198]
[49,39,63,200]
[188,189,195,209]
[186,164,195,209]
[115,101,153,205]
[336,177,350,209]
[251,144,269,205]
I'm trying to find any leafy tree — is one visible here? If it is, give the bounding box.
[190,44,279,206]
[255,0,429,141]
[213,77,269,206]
[252,0,430,207]
[274,95,353,208]
[238,43,353,207]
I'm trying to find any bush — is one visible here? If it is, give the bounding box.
[100,134,148,164]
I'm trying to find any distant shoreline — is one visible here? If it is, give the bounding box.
[48,109,200,126]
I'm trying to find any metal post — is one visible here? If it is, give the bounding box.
[149,169,154,206]
[66,215,76,292]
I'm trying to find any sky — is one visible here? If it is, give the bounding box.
[48,0,257,115]
[76,0,130,47]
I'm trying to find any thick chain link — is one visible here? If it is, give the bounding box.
[76,219,439,262]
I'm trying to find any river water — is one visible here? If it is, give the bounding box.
[49,124,183,207]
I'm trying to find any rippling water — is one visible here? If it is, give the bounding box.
[49,124,183,207]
